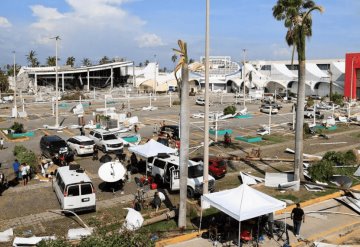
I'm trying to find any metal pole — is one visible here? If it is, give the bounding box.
[292,105,295,130]
[243,49,246,108]
[169,91,172,107]
[313,105,316,126]
[350,57,354,101]
[154,55,157,96]
[12,51,17,118]
[54,37,59,127]
[269,106,272,135]
[105,95,107,116]
[203,0,210,195]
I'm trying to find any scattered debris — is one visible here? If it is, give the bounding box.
[304,184,324,192]
[13,236,56,246]
[67,228,94,240]
[239,172,264,185]
[121,208,144,231]
[330,175,353,188]
[285,148,322,160]
[335,196,360,214]
[265,172,294,188]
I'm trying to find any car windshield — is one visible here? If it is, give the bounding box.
[52,140,67,148]
[103,134,117,140]
[80,140,95,145]
[188,165,204,178]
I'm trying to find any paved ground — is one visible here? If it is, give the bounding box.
[1,91,360,246]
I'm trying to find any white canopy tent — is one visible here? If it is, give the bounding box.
[128,139,177,158]
[200,184,286,246]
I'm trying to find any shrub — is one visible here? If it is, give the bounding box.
[322,150,357,167]
[61,91,88,101]
[330,92,344,106]
[308,160,335,182]
[13,145,37,169]
[306,98,314,107]
[172,100,181,105]
[223,105,236,115]
[10,122,25,133]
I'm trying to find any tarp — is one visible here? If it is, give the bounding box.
[239,172,264,185]
[67,228,94,240]
[201,184,286,222]
[13,236,56,246]
[0,228,13,242]
[122,208,144,231]
[128,139,176,158]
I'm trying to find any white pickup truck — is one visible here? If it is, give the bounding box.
[148,155,215,198]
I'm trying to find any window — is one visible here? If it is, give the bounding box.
[94,133,102,139]
[103,134,117,140]
[80,140,95,146]
[89,131,94,136]
[261,65,271,71]
[153,159,167,169]
[56,174,65,192]
[67,185,80,196]
[81,183,93,195]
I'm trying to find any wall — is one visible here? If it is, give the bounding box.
[344,53,360,99]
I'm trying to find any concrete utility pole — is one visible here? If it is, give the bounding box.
[12,51,17,118]
[243,49,246,107]
[203,0,210,196]
[51,36,61,127]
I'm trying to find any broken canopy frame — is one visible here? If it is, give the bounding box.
[199,184,286,246]
[239,172,265,185]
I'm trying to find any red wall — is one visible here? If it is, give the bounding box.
[344,53,360,99]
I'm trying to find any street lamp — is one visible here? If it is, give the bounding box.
[51,36,60,127]
[12,51,17,118]
[203,0,210,196]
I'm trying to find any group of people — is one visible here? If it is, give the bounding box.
[12,159,31,186]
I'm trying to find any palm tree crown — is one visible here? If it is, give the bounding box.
[66,56,76,67]
[26,50,40,67]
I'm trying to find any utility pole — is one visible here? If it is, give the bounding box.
[202,0,210,196]
[12,51,17,118]
[243,49,246,107]
[51,36,61,127]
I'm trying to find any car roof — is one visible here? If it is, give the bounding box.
[92,129,111,134]
[71,136,93,141]
[57,166,92,184]
[42,135,65,142]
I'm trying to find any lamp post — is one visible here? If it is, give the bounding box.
[154,55,157,96]
[12,51,17,118]
[242,49,246,107]
[202,0,210,196]
[51,36,60,127]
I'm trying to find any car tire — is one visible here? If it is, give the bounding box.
[74,149,78,156]
[187,186,195,198]
[102,145,107,153]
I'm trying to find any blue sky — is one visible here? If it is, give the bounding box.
[0,0,359,69]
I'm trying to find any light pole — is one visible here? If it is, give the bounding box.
[350,56,357,101]
[242,49,246,107]
[12,51,17,118]
[153,55,157,96]
[203,0,210,196]
[51,36,60,127]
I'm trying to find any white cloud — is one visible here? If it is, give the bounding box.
[0,17,12,28]
[271,44,292,59]
[136,33,165,48]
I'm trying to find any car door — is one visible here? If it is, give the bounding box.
[80,183,95,208]
[169,166,180,191]
[93,133,102,146]
[64,184,80,210]
[67,138,76,152]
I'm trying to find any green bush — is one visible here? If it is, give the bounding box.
[330,92,344,106]
[306,98,314,107]
[322,150,357,167]
[13,145,37,169]
[10,122,25,133]
[223,105,236,115]
[308,160,335,182]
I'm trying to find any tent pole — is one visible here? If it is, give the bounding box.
[199,198,203,233]
[284,212,287,243]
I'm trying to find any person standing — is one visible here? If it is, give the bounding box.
[291,203,305,237]
[0,137,4,150]
[12,159,20,182]
[20,163,29,186]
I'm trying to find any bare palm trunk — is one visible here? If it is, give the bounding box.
[294,32,306,187]
[178,63,189,228]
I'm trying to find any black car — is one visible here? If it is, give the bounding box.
[40,135,74,162]
[160,125,180,139]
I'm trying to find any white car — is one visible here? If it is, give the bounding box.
[67,136,95,156]
[260,105,278,114]
[88,129,123,153]
[195,97,205,106]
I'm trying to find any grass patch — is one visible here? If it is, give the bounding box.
[258,134,288,146]
[143,219,178,232]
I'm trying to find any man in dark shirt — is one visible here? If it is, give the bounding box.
[291,203,305,237]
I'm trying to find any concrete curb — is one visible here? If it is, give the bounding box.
[0,130,29,143]
[155,230,206,247]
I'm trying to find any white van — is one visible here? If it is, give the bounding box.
[148,155,215,198]
[52,165,96,213]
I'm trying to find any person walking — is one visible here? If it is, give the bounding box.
[291,203,305,237]
[20,163,29,186]
[12,159,20,182]
[0,137,4,150]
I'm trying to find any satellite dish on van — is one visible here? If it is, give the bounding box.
[98,161,126,183]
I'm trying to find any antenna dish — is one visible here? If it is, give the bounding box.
[98,161,126,183]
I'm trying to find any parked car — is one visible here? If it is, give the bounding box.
[160,125,180,139]
[40,135,74,162]
[261,101,283,110]
[260,105,279,114]
[195,97,205,106]
[67,136,95,156]
[191,156,228,179]
[88,129,123,153]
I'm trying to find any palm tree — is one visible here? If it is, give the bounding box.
[82,58,92,67]
[144,60,150,66]
[66,56,75,67]
[99,56,110,65]
[273,0,323,185]
[0,69,9,92]
[26,50,40,67]
[173,40,190,228]
[46,56,57,66]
